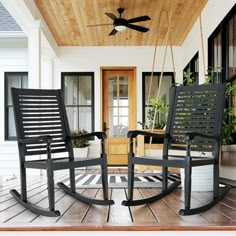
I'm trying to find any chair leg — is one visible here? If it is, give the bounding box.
[101,155,109,200]
[162,166,168,191]
[69,168,76,193]
[10,165,60,217]
[122,154,181,206]
[214,163,219,198]
[47,161,55,212]
[179,162,231,216]
[127,153,135,201]
[184,157,192,211]
[20,166,27,202]
[58,156,114,206]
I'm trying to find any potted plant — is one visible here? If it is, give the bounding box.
[70,129,90,158]
[220,81,236,181]
[138,96,168,130]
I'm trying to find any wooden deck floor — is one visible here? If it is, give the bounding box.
[0,168,236,231]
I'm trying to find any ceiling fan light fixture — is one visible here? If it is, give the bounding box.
[114,24,127,32]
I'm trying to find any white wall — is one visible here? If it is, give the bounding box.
[0,43,54,178]
[55,46,183,130]
[0,46,28,177]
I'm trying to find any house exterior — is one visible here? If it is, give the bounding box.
[0,0,235,182]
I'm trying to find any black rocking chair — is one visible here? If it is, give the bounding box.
[11,88,114,217]
[122,83,231,215]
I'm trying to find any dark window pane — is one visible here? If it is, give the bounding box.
[5,72,28,140]
[183,52,199,85]
[142,72,173,129]
[62,73,94,133]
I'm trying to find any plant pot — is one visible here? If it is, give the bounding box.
[73,147,89,169]
[180,165,213,191]
[73,147,89,158]
[220,144,236,181]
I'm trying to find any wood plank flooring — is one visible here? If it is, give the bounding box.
[0,168,236,231]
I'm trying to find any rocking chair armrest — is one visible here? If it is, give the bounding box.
[18,135,53,144]
[185,132,220,142]
[127,130,168,139]
[70,131,107,141]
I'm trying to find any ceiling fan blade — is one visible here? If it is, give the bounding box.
[87,23,113,27]
[127,24,149,32]
[109,28,118,36]
[127,15,151,24]
[105,12,117,20]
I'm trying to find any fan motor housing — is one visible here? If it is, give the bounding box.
[113,18,127,28]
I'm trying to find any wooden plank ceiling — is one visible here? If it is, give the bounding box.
[34,0,207,46]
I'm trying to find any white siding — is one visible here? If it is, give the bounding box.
[0,47,28,178]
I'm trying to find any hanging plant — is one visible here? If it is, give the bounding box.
[204,67,236,145]
[183,71,195,85]
[221,83,236,145]
[146,97,169,129]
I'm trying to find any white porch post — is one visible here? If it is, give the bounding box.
[41,50,54,89]
[28,20,41,88]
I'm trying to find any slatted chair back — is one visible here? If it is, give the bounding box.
[11,88,73,158]
[165,83,225,156]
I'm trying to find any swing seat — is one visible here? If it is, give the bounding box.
[122,83,231,215]
[11,88,114,217]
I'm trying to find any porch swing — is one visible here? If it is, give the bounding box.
[122,1,231,215]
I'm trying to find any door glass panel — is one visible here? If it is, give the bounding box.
[108,77,118,106]
[107,75,129,137]
[108,107,118,137]
[119,107,128,137]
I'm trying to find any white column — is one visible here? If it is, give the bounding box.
[28,20,41,88]
[41,49,54,89]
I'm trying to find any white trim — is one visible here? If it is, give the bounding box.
[1,0,58,57]
[0,31,26,37]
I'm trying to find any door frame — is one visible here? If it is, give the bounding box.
[100,66,137,165]
[100,66,137,131]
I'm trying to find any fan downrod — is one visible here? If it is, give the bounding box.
[117,8,125,16]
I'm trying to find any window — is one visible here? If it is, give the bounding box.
[208,4,236,142]
[228,13,236,81]
[208,29,223,83]
[183,52,199,85]
[61,72,94,133]
[208,4,236,83]
[142,72,174,129]
[5,72,28,140]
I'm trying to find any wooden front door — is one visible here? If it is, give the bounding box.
[101,67,136,165]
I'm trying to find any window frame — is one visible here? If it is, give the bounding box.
[183,52,199,85]
[208,4,236,83]
[208,4,236,143]
[61,72,95,133]
[4,71,28,140]
[142,72,174,127]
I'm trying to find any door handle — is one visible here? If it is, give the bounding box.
[103,122,110,132]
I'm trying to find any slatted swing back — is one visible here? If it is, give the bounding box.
[166,83,225,154]
[11,88,72,157]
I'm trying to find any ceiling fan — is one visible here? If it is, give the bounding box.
[87,8,151,36]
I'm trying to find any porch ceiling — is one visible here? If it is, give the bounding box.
[34,0,207,46]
